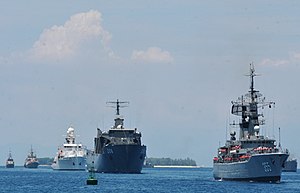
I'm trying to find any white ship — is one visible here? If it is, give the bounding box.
[52,126,87,171]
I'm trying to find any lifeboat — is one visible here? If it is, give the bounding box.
[224,157,233,162]
[239,155,251,160]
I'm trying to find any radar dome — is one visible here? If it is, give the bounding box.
[67,127,74,133]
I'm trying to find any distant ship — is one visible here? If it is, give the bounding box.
[6,151,14,168]
[88,99,147,173]
[24,146,39,168]
[51,126,87,171]
[283,157,297,172]
[213,64,289,182]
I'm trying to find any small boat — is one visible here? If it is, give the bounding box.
[24,146,39,168]
[6,151,15,168]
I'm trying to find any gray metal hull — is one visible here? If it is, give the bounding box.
[213,153,288,182]
[92,144,146,173]
[6,164,14,168]
[283,160,297,172]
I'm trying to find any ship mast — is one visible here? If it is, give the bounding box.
[249,63,256,103]
[247,63,259,137]
[231,63,275,140]
[107,99,129,128]
[8,149,12,159]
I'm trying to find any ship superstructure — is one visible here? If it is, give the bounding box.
[89,99,146,173]
[213,64,289,182]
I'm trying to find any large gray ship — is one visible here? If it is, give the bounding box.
[283,157,297,172]
[213,64,289,182]
[89,100,146,173]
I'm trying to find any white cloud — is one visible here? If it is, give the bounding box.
[259,58,289,67]
[258,51,300,67]
[29,10,114,61]
[291,52,300,60]
[131,47,174,63]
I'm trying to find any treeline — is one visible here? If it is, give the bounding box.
[145,157,197,166]
[37,157,198,166]
[38,157,54,165]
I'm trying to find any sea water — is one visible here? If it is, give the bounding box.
[0,167,299,193]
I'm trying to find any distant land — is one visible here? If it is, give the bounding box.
[37,157,198,168]
[38,157,54,165]
[144,157,197,168]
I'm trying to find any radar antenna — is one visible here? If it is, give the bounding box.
[106,99,129,115]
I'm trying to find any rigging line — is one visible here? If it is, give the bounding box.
[272,103,275,139]
[264,104,270,137]
[225,111,228,141]
[121,127,130,145]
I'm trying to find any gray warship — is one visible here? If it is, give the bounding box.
[213,64,289,182]
[89,100,146,173]
[283,158,297,172]
[24,146,39,169]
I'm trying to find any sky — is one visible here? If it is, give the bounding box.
[1,1,300,166]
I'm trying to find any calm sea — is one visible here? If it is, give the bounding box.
[0,167,299,193]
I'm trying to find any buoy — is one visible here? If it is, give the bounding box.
[86,167,98,185]
[87,177,98,185]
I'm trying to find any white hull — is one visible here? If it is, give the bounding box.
[51,156,86,170]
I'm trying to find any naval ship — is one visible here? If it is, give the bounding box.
[24,146,39,168]
[213,64,289,182]
[51,126,87,171]
[88,100,146,173]
[283,157,297,172]
[6,151,15,168]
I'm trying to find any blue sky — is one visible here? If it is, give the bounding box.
[1,1,300,166]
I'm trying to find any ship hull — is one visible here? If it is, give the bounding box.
[51,156,86,171]
[91,144,146,173]
[6,159,14,168]
[24,161,39,169]
[283,160,297,172]
[6,164,14,168]
[213,153,288,182]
